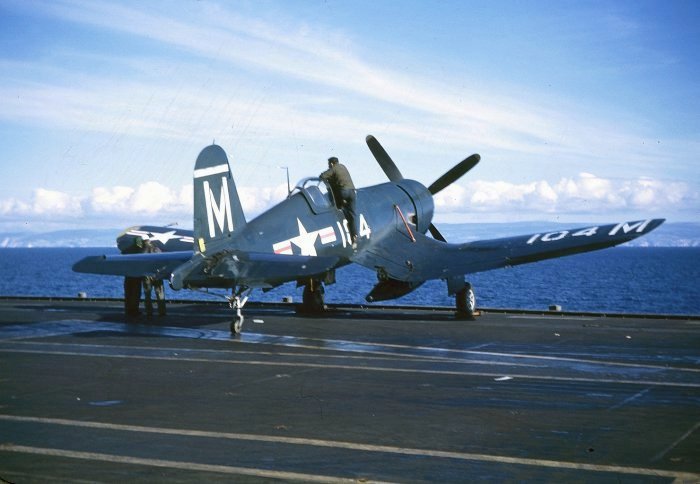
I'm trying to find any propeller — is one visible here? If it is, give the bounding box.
[428,154,480,195]
[365,134,480,243]
[366,135,404,182]
[428,224,447,242]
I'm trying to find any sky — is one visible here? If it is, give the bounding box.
[0,0,698,232]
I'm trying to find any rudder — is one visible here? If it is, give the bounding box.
[193,144,246,253]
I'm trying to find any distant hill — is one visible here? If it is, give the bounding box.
[0,222,697,248]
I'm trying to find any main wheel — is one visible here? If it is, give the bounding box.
[456,284,476,320]
[298,280,325,314]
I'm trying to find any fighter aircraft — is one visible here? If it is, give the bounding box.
[73,135,664,333]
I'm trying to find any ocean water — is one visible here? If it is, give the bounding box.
[0,247,698,316]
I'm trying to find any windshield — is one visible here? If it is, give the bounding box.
[291,177,336,212]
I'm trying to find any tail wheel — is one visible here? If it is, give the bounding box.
[231,316,243,334]
[227,290,250,335]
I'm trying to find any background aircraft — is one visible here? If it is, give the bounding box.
[74,136,664,333]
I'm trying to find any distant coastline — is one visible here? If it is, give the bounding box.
[1,221,698,248]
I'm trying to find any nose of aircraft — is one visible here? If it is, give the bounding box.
[365,134,481,243]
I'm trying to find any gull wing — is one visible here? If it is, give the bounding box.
[352,219,665,282]
[207,251,341,288]
[168,250,341,290]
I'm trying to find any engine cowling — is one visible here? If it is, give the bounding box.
[395,179,434,234]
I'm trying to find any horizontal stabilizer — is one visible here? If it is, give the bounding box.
[73,251,193,279]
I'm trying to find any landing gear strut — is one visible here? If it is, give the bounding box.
[228,288,251,334]
[297,278,326,314]
[456,282,476,320]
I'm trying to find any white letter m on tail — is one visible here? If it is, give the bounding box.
[203,177,234,238]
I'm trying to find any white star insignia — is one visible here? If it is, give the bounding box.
[147,230,181,244]
[289,219,319,256]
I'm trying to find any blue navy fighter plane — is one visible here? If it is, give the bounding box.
[73,135,664,333]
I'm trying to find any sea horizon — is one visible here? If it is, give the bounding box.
[1,246,698,317]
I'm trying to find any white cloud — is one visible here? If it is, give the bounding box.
[0,189,83,218]
[0,180,289,226]
[90,186,134,213]
[238,184,290,217]
[89,183,188,215]
[33,188,83,215]
[130,182,177,214]
[434,173,697,220]
[1,173,694,229]
[619,177,690,209]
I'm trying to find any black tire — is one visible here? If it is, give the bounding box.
[299,281,325,314]
[456,283,476,320]
[231,316,243,334]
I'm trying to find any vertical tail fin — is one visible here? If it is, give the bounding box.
[193,144,246,253]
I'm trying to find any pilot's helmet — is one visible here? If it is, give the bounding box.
[328,156,339,167]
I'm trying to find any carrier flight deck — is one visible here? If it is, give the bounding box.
[0,298,698,482]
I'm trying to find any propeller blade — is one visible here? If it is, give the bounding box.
[428,223,447,242]
[428,153,480,195]
[366,135,404,182]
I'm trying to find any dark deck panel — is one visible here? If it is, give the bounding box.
[1,299,698,482]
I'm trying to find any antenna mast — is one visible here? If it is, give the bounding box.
[280,166,291,195]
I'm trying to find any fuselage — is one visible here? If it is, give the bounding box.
[225,178,434,264]
[167,177,437,291]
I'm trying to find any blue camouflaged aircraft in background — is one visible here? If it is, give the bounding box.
[73,135,664,333]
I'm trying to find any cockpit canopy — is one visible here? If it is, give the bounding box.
[291,177,337,214]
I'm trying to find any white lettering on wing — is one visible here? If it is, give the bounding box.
[526,220,652,246]
[609,220,651,236]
